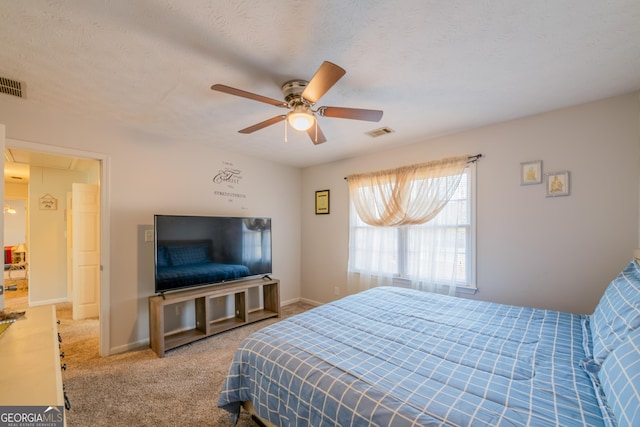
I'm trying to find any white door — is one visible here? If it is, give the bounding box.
[71,183,100,320]
[66,193,73,299]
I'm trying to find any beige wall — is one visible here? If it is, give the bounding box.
[4,184,29,262]
[1,90,638,351]
[0,99,302,354]
[301,92,640,314]
[5,182,28,199]
[27,166,92,304]
[3,197,26,246]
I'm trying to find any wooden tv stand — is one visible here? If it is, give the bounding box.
[149,277,280,357]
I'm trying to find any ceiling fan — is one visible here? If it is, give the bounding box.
[211,61,383,145]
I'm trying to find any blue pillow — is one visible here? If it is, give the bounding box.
[590,260,640,364]
[167,244,210,266]
[156,246,170,268]
[599,327,640,427]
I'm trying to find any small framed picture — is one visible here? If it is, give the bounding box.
[39,193,58,210]
[315,190,330,214]
[521,160,542,185]
[545,171,570,197]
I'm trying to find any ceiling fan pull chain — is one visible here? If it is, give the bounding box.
[284,119,288,143]
[314,119,318,142]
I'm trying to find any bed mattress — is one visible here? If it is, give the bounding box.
[219,286,608,426]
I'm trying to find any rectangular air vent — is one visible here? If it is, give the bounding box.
[0,77,24,98]
[366,127,394,138]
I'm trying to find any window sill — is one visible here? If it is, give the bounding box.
[391,276,478,296]
[455,286,478,296]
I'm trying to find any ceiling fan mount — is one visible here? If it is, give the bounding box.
[281,79,310,107]
[211,61,383,145]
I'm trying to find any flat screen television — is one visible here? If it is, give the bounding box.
[154,215,272,294]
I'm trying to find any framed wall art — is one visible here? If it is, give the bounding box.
[315,190,330,214]
[520,160,543,185]
[545,171,570,197]
[39,193,58,210]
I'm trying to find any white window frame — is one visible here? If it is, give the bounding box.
[349,163,477,292]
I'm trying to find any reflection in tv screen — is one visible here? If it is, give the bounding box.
[154,215,272,294]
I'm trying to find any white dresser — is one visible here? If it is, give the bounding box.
[0,305,66,423]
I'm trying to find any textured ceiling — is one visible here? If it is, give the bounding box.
[1,1,639,168]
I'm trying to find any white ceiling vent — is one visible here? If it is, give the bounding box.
[366,127,394,138]
[0,77,24,98]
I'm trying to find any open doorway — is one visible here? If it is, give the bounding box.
[3,143,108,355]
[3,198,28,310]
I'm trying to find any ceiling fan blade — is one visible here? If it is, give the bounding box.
[307,123,327,145]
[320,106,383,122]
[301,61,346,104]
[211,84,288,108]
[238,115,286,134]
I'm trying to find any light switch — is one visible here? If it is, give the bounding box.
[145,229,154,242]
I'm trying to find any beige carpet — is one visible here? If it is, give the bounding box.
[54,301,313,427]
[3,286,29,311]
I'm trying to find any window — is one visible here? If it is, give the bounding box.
[349,164,476,292]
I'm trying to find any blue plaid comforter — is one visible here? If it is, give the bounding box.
[218,287,607,426]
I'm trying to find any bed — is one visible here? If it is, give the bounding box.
[219,259,640,426]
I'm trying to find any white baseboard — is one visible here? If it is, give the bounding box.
[29,297,68,307]
[281,297,300,306]
[281,297,323,307]
[110,339,149,355]
[298,297,323,307]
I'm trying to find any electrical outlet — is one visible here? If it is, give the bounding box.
[334,287,340,296]
[144,229,154,242]
[175,305,181,316]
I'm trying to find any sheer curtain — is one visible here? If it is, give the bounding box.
[347,155,469,295]
[242,218,271,272]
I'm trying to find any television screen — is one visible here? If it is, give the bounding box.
[154,215,272,294]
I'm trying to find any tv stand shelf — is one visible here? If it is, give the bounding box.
[149,277,280,357]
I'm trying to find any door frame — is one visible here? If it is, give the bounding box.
[6,138,111,356]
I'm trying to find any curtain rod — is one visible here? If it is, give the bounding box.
[467,153,482,163]
[343,154,482,180]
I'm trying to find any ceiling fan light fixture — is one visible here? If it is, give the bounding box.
[287,107,315,131]
[211,61,383,143]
